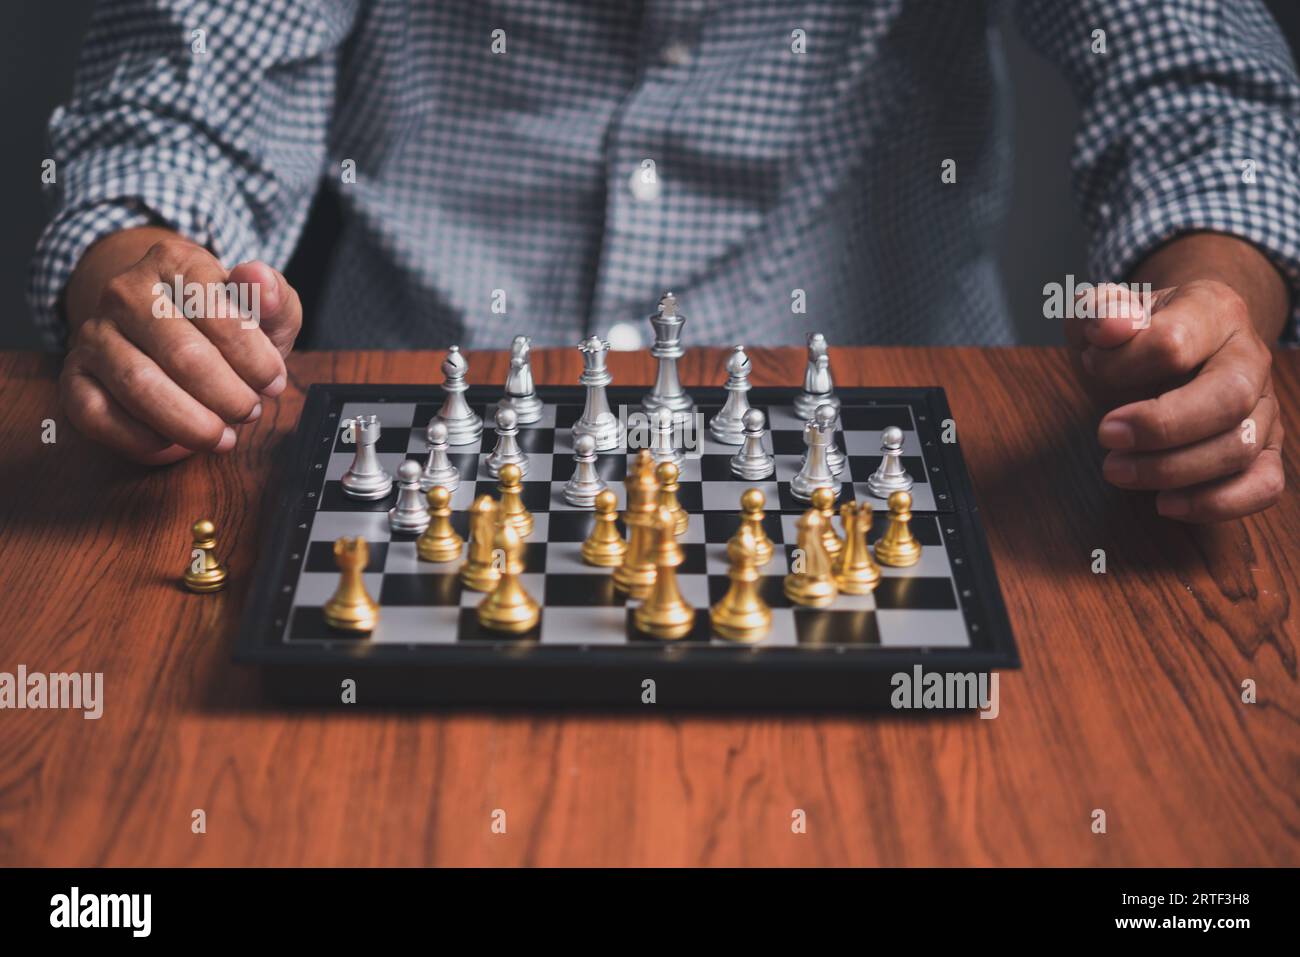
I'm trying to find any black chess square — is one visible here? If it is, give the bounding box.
[793,608,880,645]
[872,576,957,610]
[838,406,912,431]
[413,402,442,427]
[518,481,553,513]
[519,542,548,572]
[304,540,388,572]
[770,430,809,455]
[543,574,627,606]
[776,482,854,514]
[379,573,463,606]
[450,454,480,480]
[554,404,585,429]
[546,511,624,542]
[456,607,542,642]
[702,510,783,546]
[849,455,927,485]
[699,454,739,481]
[287,606,368,641]
[515,428,554,454]
[674,483,703,512]
[318,481,397,511]
[334,424,409,454]
[551,451,628,483]
[706,573,792,609]
[625,608,712,643]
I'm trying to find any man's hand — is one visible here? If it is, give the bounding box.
[1067,234,1287,523]
[60,227,301,465]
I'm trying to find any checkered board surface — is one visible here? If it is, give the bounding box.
[236,384,1017,708]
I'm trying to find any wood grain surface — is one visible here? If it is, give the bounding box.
[0,346,1295,867]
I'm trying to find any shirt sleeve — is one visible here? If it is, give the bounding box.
[27,0,358,350]
[1015,0,1300,341]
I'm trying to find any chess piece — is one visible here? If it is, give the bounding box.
[730,407,775,480]
[633,508,695,640]
[810,485,842,559]
[496,462,533,539]
[648,408,683,468]
[433,345,483,445]
[710,522,771,643]
[486,405,529,478]
[182,519,227,592]
[500,335,543,424]
[581,489,627,566]
[389,460,432,533]
[790,404,840,502]
[420,419,461,492]
[459,495,501,591]
[709,345,753,444]
[794,332,841,421]
[341,414,393,500]
[573,335,621,451]
[874,490,923,567]
[642,292,695,420]
[613,453,659,598]
[866,425,914,499]
[417,485,464,563]
[564,433,607,507]
[323,537,380,632]
[834,501,881,593]
[738,488,775,567]
[477,518,540,634]
[824,413,846,476]
[656,461,689,537]
[783,509,838,607]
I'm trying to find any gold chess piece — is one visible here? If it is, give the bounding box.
[810,485,843,559]
[613,452,660,598]
[497,462,533,539]
[710,522,772,643]
[477,518,540,634]
[182,519,227,593]
[656,461,689,537]
[738,488,775,567]
[460,495,501,591]
[834,501,881,593]
[634,508,696,640]
[783,508,838,607]
[582,489,628,567]
[874,489,923,567]
[417,485,464,563]
[323,536,380,632]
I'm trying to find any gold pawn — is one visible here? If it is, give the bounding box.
[323,536,380,632]
[738,488,775,567]
[496,462,533,539]
[477,519,540,634]
[633,508,695,640]
[710,523,772,643]
[582,489,628,567]
[656,461,690,537]
[874,490,923,567]
[833,501,881,594]
[417,486,465,563]
[460,495,501,591]
[810,485,843,559]
[613,451,660,598]
[783,509,838,607]
[183,519,227,592]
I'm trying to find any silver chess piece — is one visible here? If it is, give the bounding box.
[563,433,607,507]
[708,345,753,445]
[500,335,543,424]
[790,404,840,502]
[641,292,695,420]
[340,414,393,500]
[794,333,841,421]
[866,425,914,499]
[824,412,846,476]
[388,460,432,534]
[730,408,775,480]
[486,405,529,478]
[573,335,621,451]
[420,420,461,492]
[433,345,482,445]
[648,408,684,467]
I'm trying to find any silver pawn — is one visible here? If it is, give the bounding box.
[421,419,460,493]
[794,333,841,422]
[500,335,543,424]
[649,409,683,467]
[341,414,393,500]
[563,433,607,507]
[642,292,695,420]
[708,345,753,445]
[486,405,529,478]
[433,345,482,445]
[866,425,914,499]
[790,404,840,503]
[730,408,775,480]
[573,335,621,451]
[388,460,431,533]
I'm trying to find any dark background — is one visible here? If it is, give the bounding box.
[3,1,1298,351]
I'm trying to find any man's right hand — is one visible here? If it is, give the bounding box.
[60,228,301,465]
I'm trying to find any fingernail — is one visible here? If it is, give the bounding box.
[262,374,286,397]
[245,402,262,422]
[1103,455,1136,485]
[1158,493,1189,518]
[215,427,237,452]
[1080,349,1096,374]
[1098,420,1135,450]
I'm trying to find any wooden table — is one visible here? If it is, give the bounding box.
[0,346,1295,867]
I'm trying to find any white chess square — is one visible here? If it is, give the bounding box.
[293,571,384,606]
[383,540,466,574]
[309,511,394,542]
[326,451,407,482]
[369,607,462,644]
[338,401,418,427]
[700,481,779,512]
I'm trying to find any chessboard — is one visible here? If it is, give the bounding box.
[235,383,1018,708]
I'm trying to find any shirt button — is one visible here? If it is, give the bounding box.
[660,42,692,67]
[607,322,644,351]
